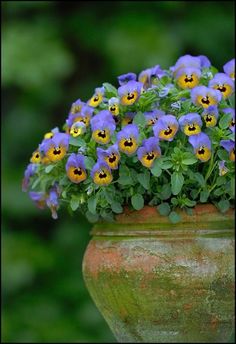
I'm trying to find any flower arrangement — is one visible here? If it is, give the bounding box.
[22,55,235,223]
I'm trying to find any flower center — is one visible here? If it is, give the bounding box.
[217,84,227,93]
[98,130,106,138]
[73,168,82,176]
[53,147,61,155]
[108,154,116,163]
[184,75,193,83]
[127,92,135,100]
[164,126,172,135]
[206,115,212,122]
[188,124,196,131]
[124,138,133,147]
[201,96,210,105]
[146,152,155,160]
[99,171,107,179]
[198,146,205,155]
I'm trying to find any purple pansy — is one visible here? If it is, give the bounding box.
[29,191,46,209]
[137,136,161,168]
[91,161,113,186]
[218,160,229,176]
[117,124,139,155]
[179,113,202,136]
[118,80,143,106]
[40,133,70,163]
[175,67,201,89]
[202,105,219,127]
[145,109,165,126]
[46,184,60,220]
[22,163,38,192]
[189,133,211,162]
[90,110,116,144]
[70,98,85,114]
[153,115,179,141]
[223,58,235,80]
[118,72,137,86]
[66,153,87,184]
[220,140,235,161]
[191,86,222,108]
[97,144,120,170]
[208,73,234,98]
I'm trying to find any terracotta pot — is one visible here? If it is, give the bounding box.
[82,204,235,343]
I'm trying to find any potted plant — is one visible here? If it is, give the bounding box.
[22,54,235,343]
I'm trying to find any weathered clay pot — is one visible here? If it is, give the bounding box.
[82,205,235,343]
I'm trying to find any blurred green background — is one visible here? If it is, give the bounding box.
[2,1,234,342]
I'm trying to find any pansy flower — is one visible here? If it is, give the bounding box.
[179,113,202,136]
[40,133,70,163]
[97,144,120,170]
[118,72,136,86]
[108,97,120,116]
[218,160,229,176]
[201,106,219,127]
[191,86,222,108]
[90,110,116,144]
[222,108,235,133]
[149,65,166,85]
[70,121,86,137]
[46,184,60,220]
[223,58,235,80]
[66,153,87,183]
[145,110,165,126]
[30,148,42,164]
[171,54,211,74]
[44,127,59,140]
[176,67,201,89]
[138,67,152,88]
[121,112,135,126]
[65,105,93,131]
[70,98,85,114]
[88,87,105,107]
[91,161,113,186]
[153,115,179,141]
[118,80,143,106]
[137,137,161,168]
[117,124,139,155]
[220,140,235,161]
[209,73,234,98]
[22,163,38,192]
[29,191,46,209]
[189,133,211,162]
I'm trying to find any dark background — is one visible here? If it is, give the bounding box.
[2,1,235,342]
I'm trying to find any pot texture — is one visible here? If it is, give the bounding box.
[82,205,235,343]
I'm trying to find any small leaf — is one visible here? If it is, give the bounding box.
[171,172,184,195]
[159,183,172,200]
[151,159,162,177]
[137,171,150,190]
[169,211,181,224]
[131,194,144,210]
[194,172,206,187]
[86,211,99,223]
[133,111,146,127]
[103,82,118,97]
[219,113,232,130]
[84,156,95,170]
[184,199,196,207]
[217,199,230,213]
[70,197,80,211]
[182,157,197,165]
[69,136,86,147]
[111,202,123,214]
[200,189,210,203]
[88,195,97,214]
[161,161,173,169]
[117,175,133,185]
[157,203,171,216]
[45,165,55,173]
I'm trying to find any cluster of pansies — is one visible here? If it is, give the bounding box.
[22,55,235,223]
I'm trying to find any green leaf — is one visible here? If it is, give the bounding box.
[171,172,184,195]
[168,211,181,224]
[217,149,229,161]
[182,157,197,165]
[133,111,146,127]
[150,159,162,177]
[117,175,133,185]
[103,82,118,97]
[157,203,171,216]
[111,202,123,214]
[131,194,144,210]
[230,178,235,198]
[216,176,226,186]
[159,183,172,200]
[86,211,99,223]
[161,161,173,169]
[70,196,80,211]
[69,136,86,147]
[217,199,230,213]
[200,189,210,203]
[184,199,196,207]
[88,195,97,215]
[84,156,95,170]
[194,172,206,187]
[137,171,150,190]
[219,113,232,130]
[45,165,55,173]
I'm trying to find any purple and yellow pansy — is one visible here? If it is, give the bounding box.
[90,110,116,144]
[179,113,202,136]
[117,124,139,155]
[137,137,161,168]
[153,115,179,141]
[66,153,87,183]
[189,132,211,162]
[91,161,113,186]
